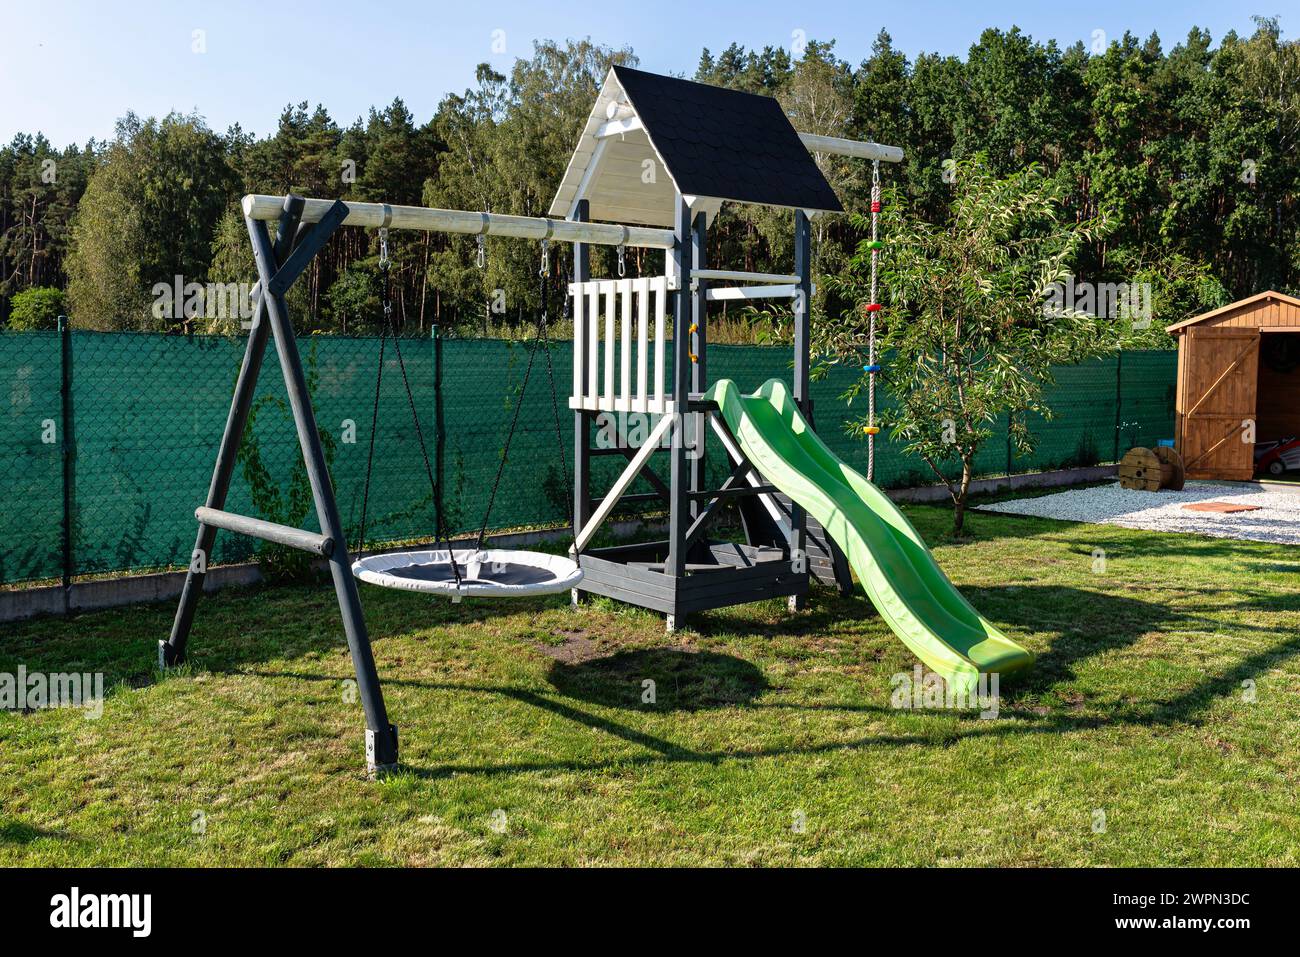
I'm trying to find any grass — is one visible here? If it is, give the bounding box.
[1,503,1298,866]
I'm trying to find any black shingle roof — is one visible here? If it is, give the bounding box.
[613,66,844,214]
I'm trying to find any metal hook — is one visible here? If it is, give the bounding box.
[476,234,486,270]
[539,238,550,277]
[616,244,626,278]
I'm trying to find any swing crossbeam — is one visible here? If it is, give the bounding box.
[241,194,676,250]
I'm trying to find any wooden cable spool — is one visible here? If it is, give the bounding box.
[1119,446,1185,491]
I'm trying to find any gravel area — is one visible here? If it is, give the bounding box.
[978,481,1300,545]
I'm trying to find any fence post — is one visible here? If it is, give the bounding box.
[1113,351,1124,462]
[433,323,445,543]
[58,315,75,610]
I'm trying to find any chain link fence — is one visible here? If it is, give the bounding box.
[0,327,1176,587]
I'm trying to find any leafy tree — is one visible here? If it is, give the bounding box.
[66,112,235,329]
[6,285,65,330]
[696,43,792,94]
[823,159,1114,532]
[7,20,1300,339]
[0,135,91,321]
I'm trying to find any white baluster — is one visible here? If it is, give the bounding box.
[635,277,649,414]
[653,275,667,413]
[618,278,632,413]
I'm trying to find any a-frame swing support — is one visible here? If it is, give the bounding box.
[162,195,400,772]
[162,193,679,775]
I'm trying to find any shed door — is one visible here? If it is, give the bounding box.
[1178,328,1260,480]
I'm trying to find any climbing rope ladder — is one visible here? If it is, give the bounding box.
[863,158,884,481]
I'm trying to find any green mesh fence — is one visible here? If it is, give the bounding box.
[0,331,64,586]
[0,329,1177,586]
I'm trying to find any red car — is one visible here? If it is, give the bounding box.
[1255,436,1300,476]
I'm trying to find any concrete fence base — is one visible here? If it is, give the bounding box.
[886,464,1117,503]
[0,467,1118,624]
[0,521,645,624]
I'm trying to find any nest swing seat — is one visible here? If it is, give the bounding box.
[352,547,581,599]
[350,233,580,601]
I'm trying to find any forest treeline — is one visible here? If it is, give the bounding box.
[1,20,1296,342]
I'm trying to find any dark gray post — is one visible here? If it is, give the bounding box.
[58,315,75,606]
[161,196,304,667]
[1114,350,1123,463]
[434,324,446,545]
[666,196,694,598]
[789,210,813,610]
[571,199,591,604]
[689,212,708,520]
[246,215,398,773]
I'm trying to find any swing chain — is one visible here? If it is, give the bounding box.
[539,238,549,277]
[473,256,574,554]
[358,223,462,585]
[379,227,392,322]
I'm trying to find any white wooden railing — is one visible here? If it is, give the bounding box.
[570,276,672,413]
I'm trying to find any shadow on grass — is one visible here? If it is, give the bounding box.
[545,648,768,711]
[250,667,929,780]
[250,583,1300,782]
[5,562,1297,781]
[0,818,67,845]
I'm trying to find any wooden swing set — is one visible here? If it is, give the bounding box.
[161,66,902,773]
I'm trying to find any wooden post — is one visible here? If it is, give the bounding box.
[571,200,592,605]
[248,213,398,773]
[163,196,303,667]
[666,196,694,607]
[689,211,708,520]
[789,210,812,611]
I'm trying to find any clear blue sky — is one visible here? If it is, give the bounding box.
[2,0,1288,146]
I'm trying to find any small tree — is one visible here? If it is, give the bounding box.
[7,286,65,330]
[823,159,1113,533]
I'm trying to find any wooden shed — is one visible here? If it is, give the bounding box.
[1167,290,1300,480]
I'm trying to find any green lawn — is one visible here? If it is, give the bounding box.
[1,503,1298,866]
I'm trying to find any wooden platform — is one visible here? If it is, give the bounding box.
[577,538,807,620]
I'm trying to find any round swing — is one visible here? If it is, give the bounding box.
[350,230,581,600]
[352,547,582,596]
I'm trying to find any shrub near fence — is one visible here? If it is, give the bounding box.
[0,328,1177,587]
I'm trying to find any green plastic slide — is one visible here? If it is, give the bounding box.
[706,378,1033,693]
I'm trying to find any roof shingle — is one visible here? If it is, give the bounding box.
[612,66,843,214]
